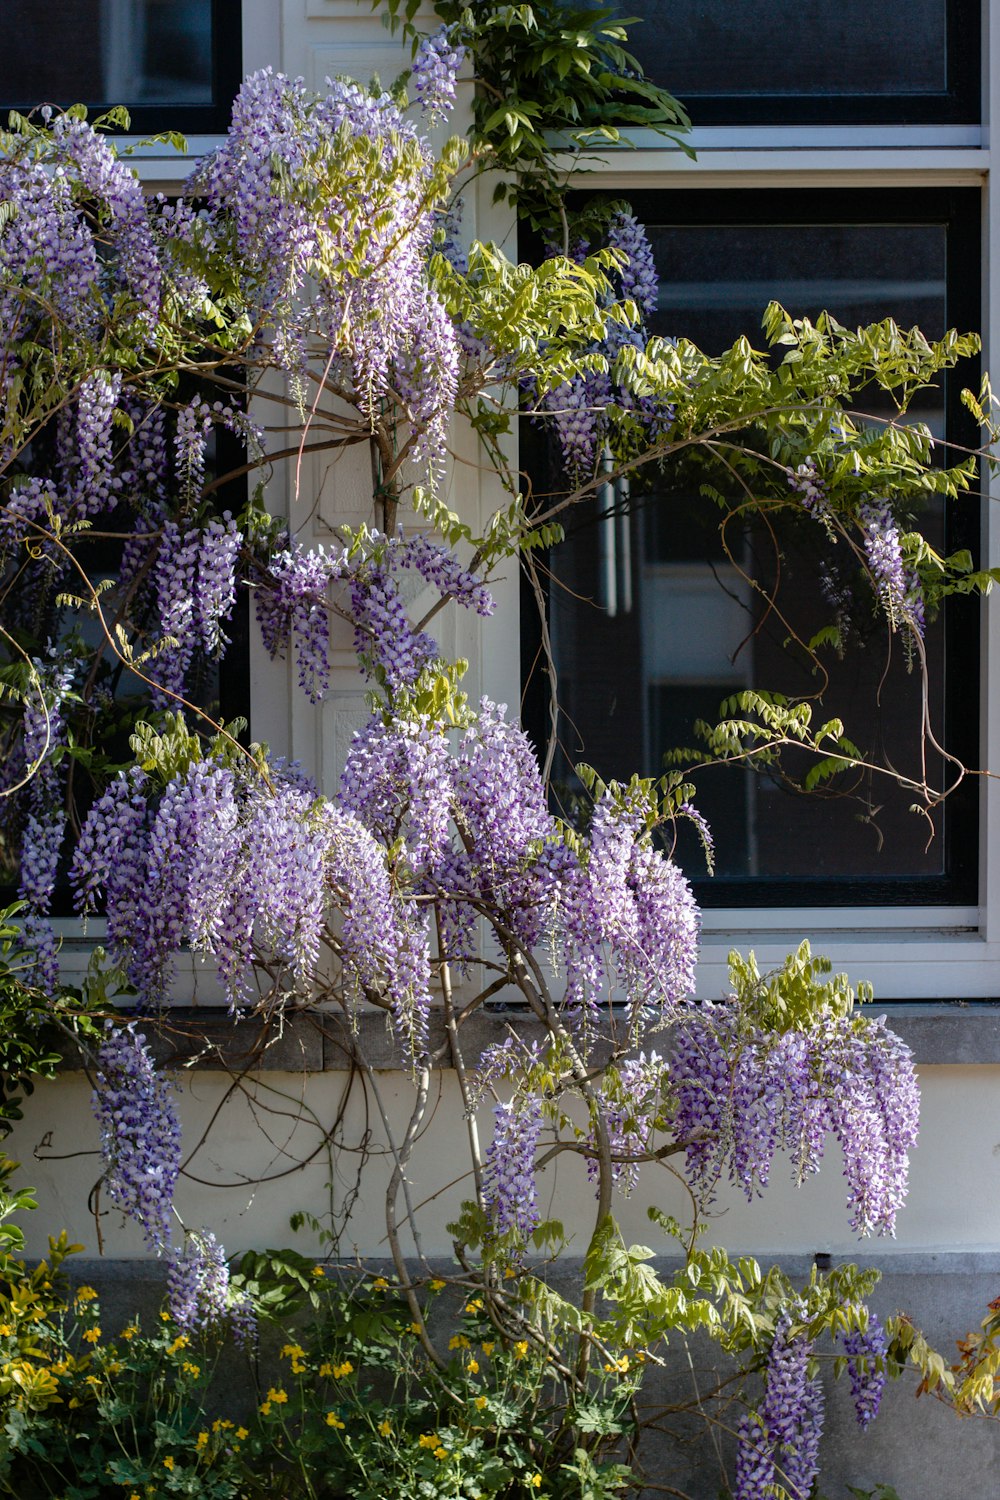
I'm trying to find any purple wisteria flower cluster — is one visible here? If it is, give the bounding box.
[167,1231,256,1345]
[93,1022,254,1334]
[92,1023,181,1254]
[559,796,700,1027]
[192,69,460,479]
[483,1097,543,1241]
[410,25,467,122]
[16,656,76,990]
[151,516,244,700]
[842,1310,888,1428]
[339,696,699,1066]
[538,210,668,478]
[735,1308,824,1500]
[254,530,495,702]
[670,1005,919,1236]
[590,1052,667,1192]
[860,499,925,636]
[70,752,434,1051]
[788,458,829,518]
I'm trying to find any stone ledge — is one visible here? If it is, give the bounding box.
[56,1002,1000,1072]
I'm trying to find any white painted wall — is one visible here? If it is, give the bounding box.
[11,1063,1000,1261]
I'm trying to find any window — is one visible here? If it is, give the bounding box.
[0,0,241,134]
[529,189,981,910]
[603,0,980,125]
[522,1,997,997]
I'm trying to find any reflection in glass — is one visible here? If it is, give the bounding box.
[545,217,973,895]
[608,0,947,99]
[0,1,213,110]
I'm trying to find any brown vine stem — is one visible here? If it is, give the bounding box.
[437,906,486,1209]
[357,1049,446,1370]
[494,933,614,1384]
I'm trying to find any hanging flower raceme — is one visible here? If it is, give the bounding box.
[860,499,924,636]
[16,655,76,991]
[51,114,162,327]
[150,515,244,702]
[70,744,434,1037]
[736,1308,824,1500]
[255,531,494,703]
[841,1311,888,1429]
[483,1096,543,1242]
[410,24,467,122]
[167,1231,256,1346]
[0,152,100,337]
[92,1023,181,1254]
[557,795,700,1027]
[670,1002,919,1236]
[535,210,667,480]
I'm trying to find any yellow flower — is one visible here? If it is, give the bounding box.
[235,1427,248,1441]
[465,1299,483,1313]
[181,1361,201,1378]
[481,1341,495,1356]
[281,1343,306,1361]
[267,1387,288,1405]
[467,1358,480,1374]
[475,1395,488,1411]
[326,1412,345,1429]
[82,1327,101,1344]
[409,1322,422,1335]
[75,1286,98,1303]
[430,1278,446,1291]
[167,1335,190,1355]
[159,1311,170,1322]
[312,1265,326,1277]
[373,1277,389,1291]
[513,1341,529,1360]
[259,1401,272,1417]
[163,1456,175,1472]
[129,1493,141,1499]
[378,1418,392,1436]
[528,1475,542,1490]
[318,1362,333,1378]
[504,1268,517,1280]
[434,1446,448,1461]
[332,1360,354,1379]
[120,1324,138,1341]
[418,1433,439,1449]
[0,1324,12,1337]
[449,1334,470,1351]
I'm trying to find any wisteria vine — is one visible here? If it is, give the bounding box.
[0,44,968,1497]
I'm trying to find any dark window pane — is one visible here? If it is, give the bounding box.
[536,192,980,905]
[591,0,979,124]
[0,0,236,128]
[624,0,947,99]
